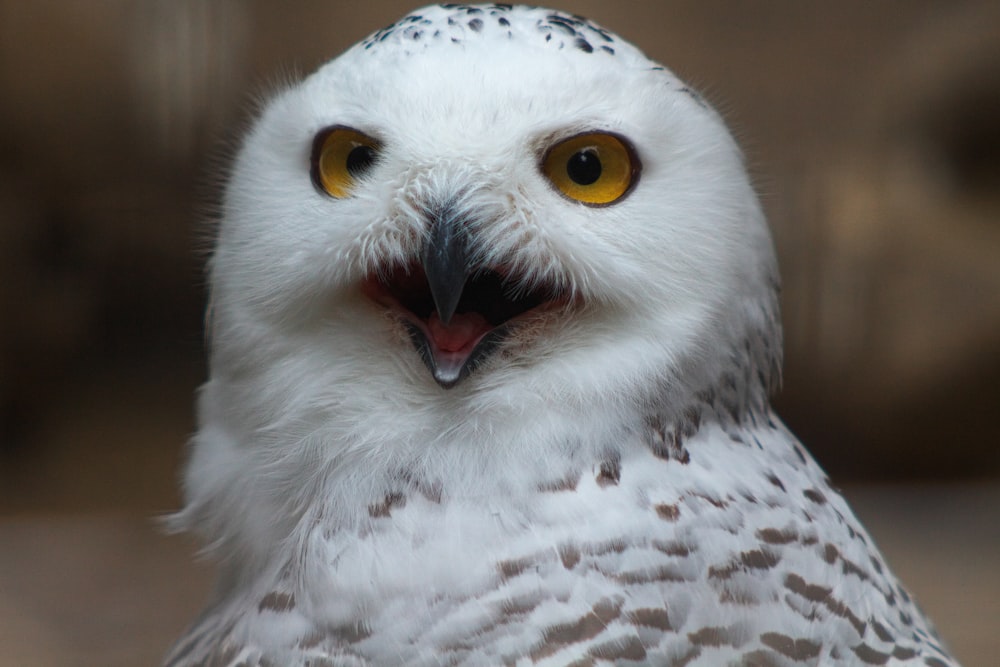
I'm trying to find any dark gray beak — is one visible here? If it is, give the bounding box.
[421,202,472,325]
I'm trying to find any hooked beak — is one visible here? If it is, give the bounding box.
[422,202,471,327]
[362,200,564,389]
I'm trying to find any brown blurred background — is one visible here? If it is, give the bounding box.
[0,1,998,665]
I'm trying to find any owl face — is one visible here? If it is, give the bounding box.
[206,6,775,456]
[179,2,782,578]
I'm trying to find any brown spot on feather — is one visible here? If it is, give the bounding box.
[558,543,581,570]
[740,548,780,570]
[784,573,867,635]
[627,607,672,631]
[853,643,891,664]
[531,597,623,660]
[368,492,406,518]
[756,527,798,544]
[497,554,540,579]
[588,635,646,661]
[652,539,690,557]
[645,415,691,463]
[538,473,580,493]
[739,649,784,666]
[596,458,620,487]
[258,591,295,613]
[655,503,680,521]
[760,632,822,659]
[614,564,690,585]
[687,625,742,647]
[803,488,827,504]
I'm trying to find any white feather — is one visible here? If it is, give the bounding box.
[166,5,957,666]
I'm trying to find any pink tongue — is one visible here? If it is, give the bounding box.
[427,311,492,353]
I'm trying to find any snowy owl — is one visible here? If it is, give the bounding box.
[165,5,958,666]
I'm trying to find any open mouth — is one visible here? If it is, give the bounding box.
[363,262,561,387]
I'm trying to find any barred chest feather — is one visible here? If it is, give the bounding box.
[167,410,955,667]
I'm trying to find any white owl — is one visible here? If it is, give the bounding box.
[165,5,959,666]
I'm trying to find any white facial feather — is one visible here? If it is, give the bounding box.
[167,5,956,666]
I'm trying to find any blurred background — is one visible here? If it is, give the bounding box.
[0,1,997,665]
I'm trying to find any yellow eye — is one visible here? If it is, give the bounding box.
[310,126,381,198]
[541,132,640,205]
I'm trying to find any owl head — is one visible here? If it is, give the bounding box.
[177,5,780,566]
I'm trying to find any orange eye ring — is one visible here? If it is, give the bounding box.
[310,126,381,198]
[541,132,640,206]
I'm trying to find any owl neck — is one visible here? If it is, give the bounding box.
[184,285,783,582]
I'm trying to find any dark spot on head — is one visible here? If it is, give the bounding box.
[574,37,593,53]
[591,26,614,42]
[803,488,827,504]
[468,18,483,31]
[545,17,576,36]
[765,472,786,492]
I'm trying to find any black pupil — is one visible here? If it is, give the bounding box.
[346,144,376,177]
[566,149,602,185]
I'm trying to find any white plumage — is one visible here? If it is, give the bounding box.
[166,5,958,666]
